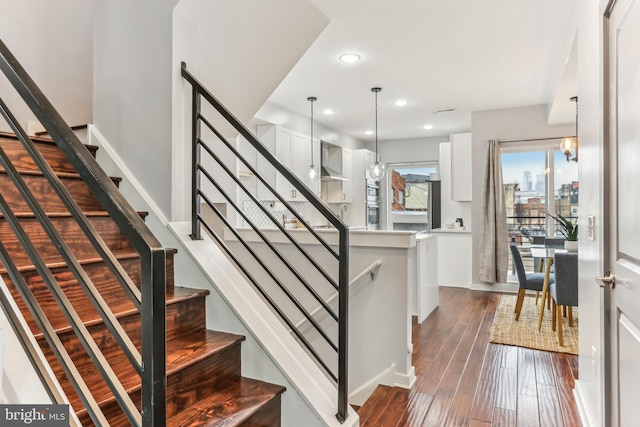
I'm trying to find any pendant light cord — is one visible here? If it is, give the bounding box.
[371,87,382,162]
[308,96,317,165]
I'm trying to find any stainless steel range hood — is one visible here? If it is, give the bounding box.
[321,141,348,181]
[320,165,348,181]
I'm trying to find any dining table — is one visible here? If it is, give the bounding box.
[529,245,567,330]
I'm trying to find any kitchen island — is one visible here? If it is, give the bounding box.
[223,227,438,404]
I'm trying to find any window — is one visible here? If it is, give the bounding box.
[388,162,438,232]
[501,141,578,275]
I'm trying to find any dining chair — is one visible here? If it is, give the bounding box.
[550,252,578,346]
[510,242,555,321]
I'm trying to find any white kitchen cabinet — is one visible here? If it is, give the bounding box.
[256,125,319,201]
[432,229,472,287]
[451,132,472,201]
[327,148,353,203]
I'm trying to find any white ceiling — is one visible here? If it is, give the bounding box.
[267,0,579,142]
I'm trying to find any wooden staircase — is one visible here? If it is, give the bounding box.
[0,132,285,426]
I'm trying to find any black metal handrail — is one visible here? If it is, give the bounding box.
[181,62,350,422]
[0,38,166,425]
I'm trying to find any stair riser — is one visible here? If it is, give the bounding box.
[242,397,282,427]
[0,173,115,212]
[0,137,97,174]
[1,253,174,333]
[0,216,133,268]
[39,295,207,378]
[77,344,242,425]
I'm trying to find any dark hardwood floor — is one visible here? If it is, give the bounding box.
[358,287,581,427]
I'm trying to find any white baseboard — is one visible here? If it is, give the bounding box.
[394,365,416,389]
[348,365,395,407]
[348,364,416,407]
[573,380,596,427]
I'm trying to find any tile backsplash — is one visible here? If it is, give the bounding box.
[242,200,331,229]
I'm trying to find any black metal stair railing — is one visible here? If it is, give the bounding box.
[0,38,166,426]
[181,62,350,423]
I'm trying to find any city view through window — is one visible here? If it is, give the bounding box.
[502,148,579,247]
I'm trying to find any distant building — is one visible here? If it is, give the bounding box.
[535,173,545,192]
[391,170,406,211]
[523,170,532,191]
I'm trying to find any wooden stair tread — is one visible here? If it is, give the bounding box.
[31,286,209,340]
[0,131,98,151]
[356,385,393,424]
[72,329,246,417]
[167,377,286,427]
[0,247,177,274]
[0,168,122,183]
[0,210,149,219]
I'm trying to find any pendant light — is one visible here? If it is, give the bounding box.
[307,96,318,182]
[560,96,578,162]
[368,87,385,181]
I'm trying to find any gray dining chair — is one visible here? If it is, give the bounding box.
[510,242,555,321]
[550,252,578,346]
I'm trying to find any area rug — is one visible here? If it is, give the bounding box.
[489,294,578,355]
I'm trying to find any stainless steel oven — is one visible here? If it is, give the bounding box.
[366,203,379,230]
[366,181,380,202]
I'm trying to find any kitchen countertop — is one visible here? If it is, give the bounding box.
[430,227,472,234]
[224,227,418,248]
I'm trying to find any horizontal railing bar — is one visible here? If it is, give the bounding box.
[198,190,338,352]
[198,134,339,280]
[0,98,142,309]
[0,241,110,426]
[197,156,338,320]
[182,62,347,233]
[196,118,339,260]
[0,144,142,373]
[198,215,338,382]
[0,277,69,406]
[0,195,141,426]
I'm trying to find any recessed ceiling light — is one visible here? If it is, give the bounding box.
[365,130,374,135]
[423,124,434,130]
[339,53,361,63]
[322,109,335,115]
[394,99,408,107]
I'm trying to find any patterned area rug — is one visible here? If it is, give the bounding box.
[489,294,578,355]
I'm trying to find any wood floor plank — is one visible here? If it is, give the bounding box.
[557,374,582,427]
[358,288,580,427]
[537,383,565,427]
[533,351,556,386]
[517,348,538,397]
[516,394,540,427]
[493,408,516,427]
[470,378,497,423]
[550,352,572,378]
[469,420,492,427]
[495,366,517,411]
[395,391,434,427]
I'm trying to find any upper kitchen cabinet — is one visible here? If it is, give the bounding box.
[450,132,472,201]
[256,125,320,201]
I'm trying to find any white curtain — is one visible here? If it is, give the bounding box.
[478,140,508,283]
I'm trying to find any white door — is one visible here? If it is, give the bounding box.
[603,1,640,425]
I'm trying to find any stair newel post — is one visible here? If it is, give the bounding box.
[141,248,167,426]
[336,227,349,423]
[190,83,202,240]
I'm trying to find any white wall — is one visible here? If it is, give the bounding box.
[0,0,93,134]
[470,105,574,289]
[171,0,329,222]
[93,0,179,217]
[574,0,606,425]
